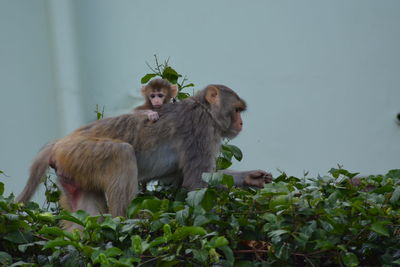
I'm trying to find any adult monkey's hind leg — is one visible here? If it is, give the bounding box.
[104,142,139,217]
[54,138,139,218]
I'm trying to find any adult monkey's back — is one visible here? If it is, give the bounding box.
[16,85,272,221]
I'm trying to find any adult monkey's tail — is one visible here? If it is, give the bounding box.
[15,141,55,203]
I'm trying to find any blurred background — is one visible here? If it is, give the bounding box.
[0,0,399,202]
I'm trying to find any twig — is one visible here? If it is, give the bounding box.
[304,256,316,267]
[234,249,268,253]
[33,234,50,241]
[145,61,157,74]
[138,256,159,266]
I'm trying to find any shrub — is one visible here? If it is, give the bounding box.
[1,168,400,266]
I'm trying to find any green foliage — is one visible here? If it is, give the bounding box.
[1,168,400,266]
[94,104,105,120]
[217,143,243,170]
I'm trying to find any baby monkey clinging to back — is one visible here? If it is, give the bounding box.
[133,78,178,121]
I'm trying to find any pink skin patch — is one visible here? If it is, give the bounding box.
[49,159,81,211]
[59,178,81,211]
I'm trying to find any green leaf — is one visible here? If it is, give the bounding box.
[180,83,195,89]
[0,252,12,266]
[329,168,359,179]
[235,261,255,267]
[177,92,190,100]
[261,213,277,223]
[294,233,309,250]
[162,66,179,84]
[193,214,210,226]
[276,243,289,260]
[18,241,46,253]
[386,169,400,179]
[216,157,232,170]
[163,224,172,241]
[222,174,234,188]
[202,172,223,186]
[0,182,4,195]
[219,245,234,265]
[9,261,33,267]
[370,222,390,237]
[372,184,393,194]
[176,206,190,225]
[142,199,164,213]
[159,259,179,267]
[81,245,94,256]
[45,190,61,203]
[192,249,208,263]
[267,229,289,238]
[39,225,74,240]
[222,144,243,161]
[104,247,123,257]
[186,188,207,207]
[209,248,219,263]
[127,196,157,217]
[342,252,359,267]
[172,226,207,241]
[43,237,77,249]
[141,73,157,84]
[149,236,166,248]
[58,210,85,226]
[36,212,55,223]
[211,236,229,248]
[221,150,233,161]
[390,186,400,204]
[3,230,32,244]
[4,213,19,221]
[101,217,118,231]
[201,189,217,211]
[202,172,233,188]
[131,235,143,254]
[315,239,334,250]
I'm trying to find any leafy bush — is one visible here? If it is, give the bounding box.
[1,168,400,266]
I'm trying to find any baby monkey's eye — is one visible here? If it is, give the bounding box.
[157,94,164,98]
[150,94,156,98]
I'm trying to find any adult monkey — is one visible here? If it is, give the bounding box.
[16,85,272,219]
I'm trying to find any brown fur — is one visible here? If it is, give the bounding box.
[16,84,271,228]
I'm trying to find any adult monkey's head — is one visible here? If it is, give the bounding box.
[196,84,247,139]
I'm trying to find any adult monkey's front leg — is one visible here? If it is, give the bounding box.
[224,170,273,188]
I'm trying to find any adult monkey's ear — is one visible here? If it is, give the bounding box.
[170,84,178,98]
[205,85,220,105]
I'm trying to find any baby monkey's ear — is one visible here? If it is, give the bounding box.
[141,85,148,97]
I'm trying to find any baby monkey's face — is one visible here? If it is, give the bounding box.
[149,90,167,109]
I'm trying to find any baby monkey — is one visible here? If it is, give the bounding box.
[133,78,178,121]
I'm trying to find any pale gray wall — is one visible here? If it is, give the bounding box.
[0,0,61,200]
[0,0,399,202]
[73,0,400,175]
